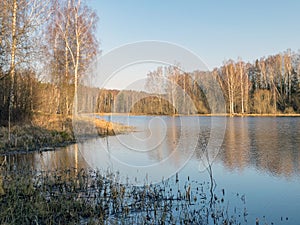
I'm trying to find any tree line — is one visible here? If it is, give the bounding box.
[0,0,99,131]
[95,50,300,115]
[216,50,300,114]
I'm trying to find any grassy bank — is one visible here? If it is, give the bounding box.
[0,113,133,155]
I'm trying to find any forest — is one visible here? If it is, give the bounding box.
[1,0,300,133]
[96,51,300,115]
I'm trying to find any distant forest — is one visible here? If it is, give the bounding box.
[1,0,300,128]
[94,50,300,115]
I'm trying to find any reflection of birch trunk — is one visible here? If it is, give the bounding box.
[205,150,216,209]
[0,175,4,195]
[200,144,216,209]
[74,144,78,173]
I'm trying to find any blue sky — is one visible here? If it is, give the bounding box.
[90,0,300,69]
[88,1,300,89]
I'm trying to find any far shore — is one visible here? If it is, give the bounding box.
[93,112,300,117]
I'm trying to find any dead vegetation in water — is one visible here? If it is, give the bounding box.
[0,167,247,225]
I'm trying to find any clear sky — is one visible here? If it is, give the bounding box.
[88,0,300,89]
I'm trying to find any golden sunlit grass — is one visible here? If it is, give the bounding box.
[0,113,133,154]
[73,115,134,137]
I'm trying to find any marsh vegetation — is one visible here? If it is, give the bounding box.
[0,166,247,225]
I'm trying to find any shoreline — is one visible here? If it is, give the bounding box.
[0,114,134,156]
[94,112,300,117]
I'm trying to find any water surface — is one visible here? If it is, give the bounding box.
[2,116,300,224]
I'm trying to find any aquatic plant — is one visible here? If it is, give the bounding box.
[0,166,247,224]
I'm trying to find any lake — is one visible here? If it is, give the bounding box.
[2,116,300,224]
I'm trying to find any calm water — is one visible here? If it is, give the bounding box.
[2,116,300,224]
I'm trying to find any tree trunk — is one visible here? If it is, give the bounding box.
[8,0,18,141]
[225,64,233,115]
[239,62,244,114]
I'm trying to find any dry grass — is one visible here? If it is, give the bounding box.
[73,115,134,138]
[0,113,134,154]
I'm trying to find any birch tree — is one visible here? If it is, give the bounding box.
[166,66,179,114]
[238,60,245,114]
[50,0,99,116]
[145,66,166,114]
[223,60,236,115]
[283,50,292,104]
[0,0,50,138]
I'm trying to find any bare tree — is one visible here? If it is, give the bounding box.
[166,66,180,115]
[223,60,237,115]
[283,50,292,104]
[7,0,18,140]
[145,66,166,114]
[50,0,99,116]
[238,59,245,114]
[0,0,51,139]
